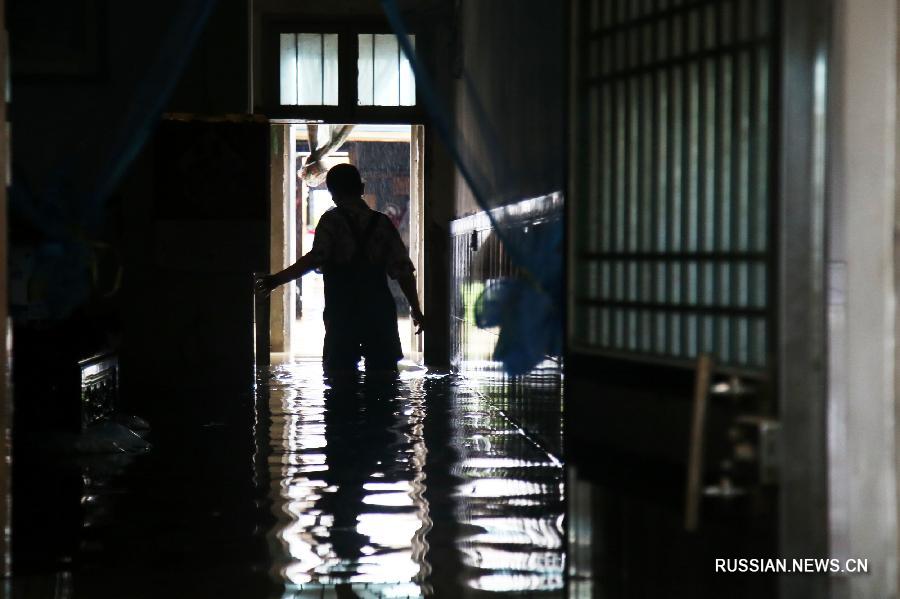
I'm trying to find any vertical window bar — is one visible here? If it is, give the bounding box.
[728,5,741,365]
[696,11,709,358]
[756,317,767,368]
[594,40,604,255]
[747,22,763,277]
[603,306,611,349]
[578,3,592,340]
[588,72,600,259]
[641,77,653,254]
[739,0,752,41]
[721,0,733,45]
[686,63,699,254]
[756,47,770,254]
[601,0,611,28]
[629,77,639,257]
[704,3,716,51]
[611,303,619,349]
[615,85,626,255]
[601,13,612,257]
[656,309,666,356]
[679,10,691,357]
[602,85,612,253]
[757,0,770,37]
[687,8,698,54]
[737,50,751,256]
[589,0,600,31]
[667,12,677,264]
[636,73,647,348]
[719,18,733,256]
[650,27,661,353]
[719,315,731,363]
[669,67,682,254]
[623,36,634,343]
[663,13,675,351]
[763,0,777,366]
[657,68,668,253]
[711,3,725,360]
[703,56,717,255]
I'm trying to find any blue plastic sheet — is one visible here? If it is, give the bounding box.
[473,221,564,375]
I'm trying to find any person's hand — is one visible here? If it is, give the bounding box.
[255,274,276,296]
[412,309,425,335]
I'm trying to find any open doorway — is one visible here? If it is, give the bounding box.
[270,123,425,364]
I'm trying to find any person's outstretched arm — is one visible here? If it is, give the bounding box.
[383,215,425,334]
[397,272,425,334]
[256,252,320,294]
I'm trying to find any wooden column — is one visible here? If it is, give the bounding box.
[269,124,294,353]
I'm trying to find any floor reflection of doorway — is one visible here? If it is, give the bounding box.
[287,123,423,362]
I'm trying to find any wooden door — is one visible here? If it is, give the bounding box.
[122,117,270,390]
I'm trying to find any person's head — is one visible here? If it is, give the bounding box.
[326,164,364,203]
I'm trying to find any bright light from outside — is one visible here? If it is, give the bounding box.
[280,33,339,105]
[358,34,416,106]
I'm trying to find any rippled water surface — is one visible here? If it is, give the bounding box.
[261,357,564,597]
[12,356,563,598]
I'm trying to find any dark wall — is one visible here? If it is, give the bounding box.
[118,120,268,399]
[105,2,256,401]
[454,0,567,216]
[10,0,247,196]
[169,0,249,114]
[7,0,253,423]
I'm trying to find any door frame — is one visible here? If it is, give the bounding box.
[269,122,426,362]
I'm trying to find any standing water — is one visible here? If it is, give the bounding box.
[261,356,564,597]
[11,356,563,597]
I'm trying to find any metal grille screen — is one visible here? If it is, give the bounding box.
[571,0,776,371]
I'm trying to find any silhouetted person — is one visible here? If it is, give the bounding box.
[257,164,424,374]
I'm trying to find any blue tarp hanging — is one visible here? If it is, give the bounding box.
[381,0,563,375]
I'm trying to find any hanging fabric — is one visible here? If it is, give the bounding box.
[299,124,355,188]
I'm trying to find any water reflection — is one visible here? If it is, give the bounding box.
[266,362,431,595]
[263,357,564,597]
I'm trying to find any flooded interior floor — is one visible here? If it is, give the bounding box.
[12,356,564,598]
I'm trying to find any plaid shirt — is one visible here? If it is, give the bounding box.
[308,199,414,280]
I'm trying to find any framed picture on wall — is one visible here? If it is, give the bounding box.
[8,0,107,83]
